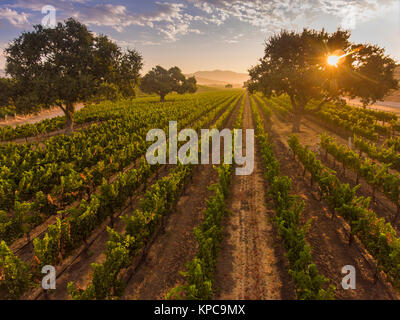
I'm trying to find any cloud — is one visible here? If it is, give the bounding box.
[8,0,202,41]
[0,7,29,26]
[223,33,244,43]
[3,0,396,44]
[188,0,398,31]
[112,38,161,48]
[74,1,202,41]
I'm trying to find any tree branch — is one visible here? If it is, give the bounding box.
[57,102,67,114]
[312,97,332,113]
[289,94,298,110]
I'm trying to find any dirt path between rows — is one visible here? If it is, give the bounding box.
[34,164,173,300]
[2,121,98,145]
[213,94,295,300]
[121,95,245,300]
[19,95,240,299]
[347,99,400,116]
[121,164,218,299]
[287,114,400,235]
[267,111,400,300]
[13,97,236,260]
[36,96,243,300]
[0,104,85,128]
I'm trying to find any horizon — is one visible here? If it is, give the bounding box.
[0,1,399,74]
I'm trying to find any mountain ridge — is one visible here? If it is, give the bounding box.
[186,70,249,87]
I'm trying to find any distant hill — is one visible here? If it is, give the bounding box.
[186,70,249,87]
[192,76,230,86]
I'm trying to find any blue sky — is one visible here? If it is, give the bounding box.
[0,0,399,74]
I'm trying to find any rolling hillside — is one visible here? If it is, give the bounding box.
[187,70,249,87]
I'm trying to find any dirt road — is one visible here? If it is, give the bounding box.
[213,94,295,300]
[347,99,400,116]
[0,103,85,128]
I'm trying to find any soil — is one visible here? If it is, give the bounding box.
[34,164,172,300]
[0,104,85,128]
[121,94,244,300]
[347,99,400,114]
[213,94,296,300]
[28,94,244,300]
[267,110,400,300]
[285,113,400,235]
[17,92,400,300]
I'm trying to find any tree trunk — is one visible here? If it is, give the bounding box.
[110,214,114,228]
[289,96,305,133]
[292,114,301,133]
[349,232,354,245]
[160,94,166,102]
[65,102,75,134]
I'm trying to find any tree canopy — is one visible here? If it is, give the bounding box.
[140,66,197,101]
[248,28,398,132]
[5,18,143,131]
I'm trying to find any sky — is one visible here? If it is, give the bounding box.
[0,0,399,74]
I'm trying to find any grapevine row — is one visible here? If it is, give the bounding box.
[65,92,244,299]
[354,135,400,172]
[166,94,246,299]
[320,134,400,214]
[1,92,241,245]
[0,92,244,299]
[250,95,335,300]
[0,95,185,142]
[289,135,400,289]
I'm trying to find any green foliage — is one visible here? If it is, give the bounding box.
[249,28,398,132]
[69,163,193,300]
[0,92,239,246]
[355,136,400,171]
[166,94,243,300]
[320,133,400,207]
[289,134,400,289]
[0,90,243,299]
[33,218,69,267]
[0,240,32,299]
[251,97,335,299]
[140,66,197,101]
[5,18,143,130]
[171,164,232,300]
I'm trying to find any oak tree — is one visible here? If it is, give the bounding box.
[5,18,143,132]
[248,29,398,132]
[140,66,197,102]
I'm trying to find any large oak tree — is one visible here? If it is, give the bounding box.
[5,18,143,132]
[248,29,398,132]
[140,66,197,102]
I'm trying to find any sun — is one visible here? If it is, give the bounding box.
[327,55,340,67]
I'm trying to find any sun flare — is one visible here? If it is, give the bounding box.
[327,55,340,67]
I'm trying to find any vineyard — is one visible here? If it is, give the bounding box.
[1,86,400,301]
[0,0,399,309]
